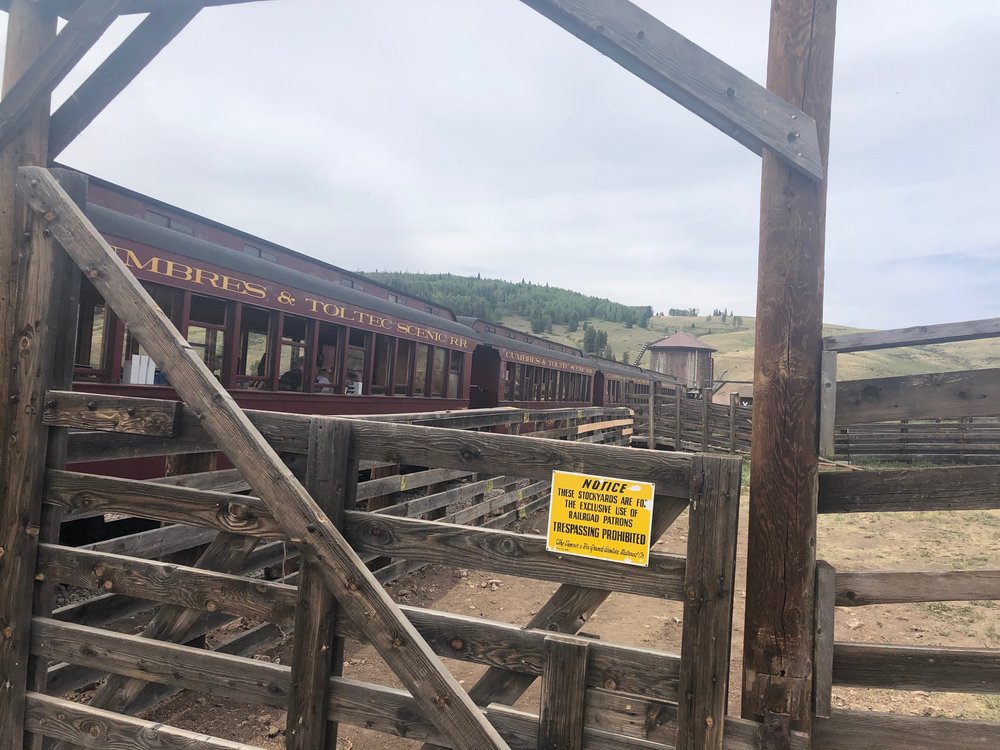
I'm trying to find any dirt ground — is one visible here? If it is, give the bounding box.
[138,496,1000,748]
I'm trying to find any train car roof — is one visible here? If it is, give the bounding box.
[87,204,481,344]
[590,356,676,382]
[68,165,457,322]
[458,319,596,369]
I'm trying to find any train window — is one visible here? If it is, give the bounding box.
[388,293,398,303]
[316,322,341,392]
[341,279,354,289]
[236,306,271,389]
[447,351,463,398]
[430,348,446,397]
[188,295,227,378]
[503,362,515,401]
[278,315,309,391]
[394,340,413,395]
[371,334,392,395]
[75,281,107,376]
[171,219,193,235]
[345,328,369,395]
[414,343,430,396]
[244,244,278,263]
[425,304,434,314]
[144,210,169,227]
[122,283,177,382]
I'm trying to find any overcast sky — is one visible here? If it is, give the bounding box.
[3,1,998,328]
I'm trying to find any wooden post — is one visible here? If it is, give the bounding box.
[813,561,835,719]
[675,385,683,450]
[729,392,739,454]
[537,635,589,750]
[701,385,710,452]
[742,0,837,733]
[0,3,57,745]
[647,381,656,449]
[676,455,742,750]
[818,350,837,459]
[287,418,356,750]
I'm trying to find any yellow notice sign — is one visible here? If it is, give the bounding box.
[546,470,654,566]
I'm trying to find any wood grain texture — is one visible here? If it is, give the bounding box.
[818,351,838,459]
[45,469,286,538]
[832,642,1000,693]
[813,561,835,718]
[287,419,354,750]
[742,0,837,728]
[811,709,1000,750]
[676,455,742,750]
[345,512,686,599]
[834,569,1000,606]
[818,464,1000,513]
[43,392,182,435]
[517,0,822,179]
[344,417,692,499]
[36,543,297,623]
[823,317,1000,353]
[0,0,126,152]
[836,368,1000,424]
[26,692,264,750]
[539,635,589,749]
[17,167,509,750]
[48,7,200,157]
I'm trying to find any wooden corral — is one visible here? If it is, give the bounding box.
[1,1,998,750]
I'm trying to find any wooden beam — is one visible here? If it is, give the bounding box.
[286,419,355,750]
[538,635,589,750]
[25,692,263,750]
[812,561,835,719]
[675,456,742,750]
[823,316,1000,353]
[517,0,823,180]
[811,709,1000,750]
[835,367,1000,424]
[834,569,1000,606]
[0,0,274,17]
[818,350,837,458]
[833,642,1000,693]
[742,0,837,731]
[818,464,1000,513]
[49,7,200,157]
[0,0,127,154]
[16,166,510,750]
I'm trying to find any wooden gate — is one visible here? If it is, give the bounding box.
[0,167,777,750]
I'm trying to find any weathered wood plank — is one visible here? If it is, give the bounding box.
[836,368,1000,424]
[538,635,589,749]
[18,167,509,750]
[45,392,182,436]
[487,704,669,750]
[83,524,217,559]
[819,350,838,459]
[287,419,354,750]
[676,455,742,750]
[833,642,1000,693]
[811,709,1000,750]
[835,569,1000,606]
[813,561,835,718]
[48,7,200,157]
[36,543,297,623]
[26,692,264,750]
[517,0,823,179]
[742,0,837,729]
[818,465,1000,513]
[344,417,692,499]
[824,317,1000,353]
[0,0,127,153]
[344,512,686,599]
[46,469,286,538]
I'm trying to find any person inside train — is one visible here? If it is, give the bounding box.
[278,358,304,391]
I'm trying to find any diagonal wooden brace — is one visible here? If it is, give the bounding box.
[16,166,511,750]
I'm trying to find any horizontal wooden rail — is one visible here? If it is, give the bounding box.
[811,709,1000,750]
[836,368,1000,424]
[345,513,686,600]
[835,569,1000,606]
[818,464,1000,513]
[823,316,1000,353]
[832,642,1000,693]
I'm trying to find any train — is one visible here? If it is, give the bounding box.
[70,169,675,430]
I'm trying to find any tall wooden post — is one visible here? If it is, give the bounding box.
[0,3,57,746]
[742,0,837,734]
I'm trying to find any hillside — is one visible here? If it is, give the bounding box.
[363,272,1000,381]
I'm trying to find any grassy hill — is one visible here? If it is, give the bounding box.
[519,312,1000,383]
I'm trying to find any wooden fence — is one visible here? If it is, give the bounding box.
[810,464,1000,750]
[627,385,752,454]
[831,418,1000,464]
[0,167,787,750]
